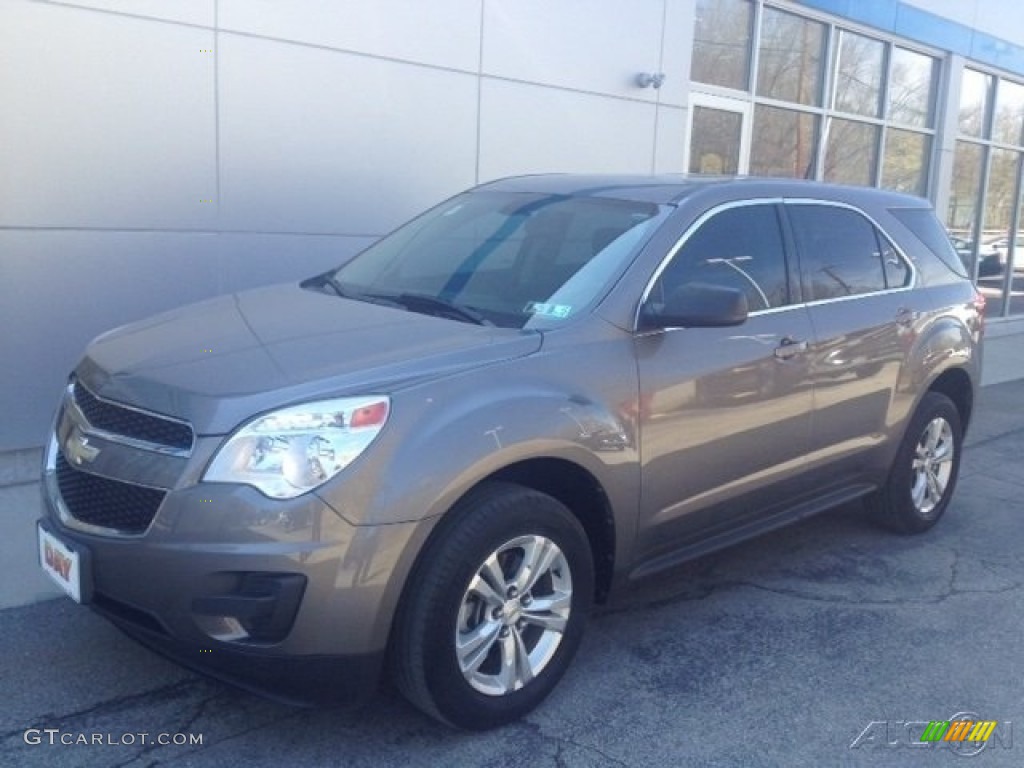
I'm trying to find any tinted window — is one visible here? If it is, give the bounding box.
[332,191,666,328]
[878,236,912,289]
[652,204,790,312]
[888,207,968,277]
[789,205,889,300]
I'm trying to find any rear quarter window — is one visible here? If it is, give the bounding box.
[888,207,969,278]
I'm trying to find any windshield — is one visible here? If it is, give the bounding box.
[328,190,667,328]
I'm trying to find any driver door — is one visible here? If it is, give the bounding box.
[634,202,816,565]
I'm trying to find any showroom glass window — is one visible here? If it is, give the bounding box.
[948,68,1024,316]
[688,1,938,194]
[691,0,753,90]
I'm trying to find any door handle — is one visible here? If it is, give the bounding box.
[895,307,914,327]
[774,336,807,360]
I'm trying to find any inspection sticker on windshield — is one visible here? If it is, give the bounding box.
[524,302,572,319]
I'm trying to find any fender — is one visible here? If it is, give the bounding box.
[330,368,641,654]
[882,304,979,467]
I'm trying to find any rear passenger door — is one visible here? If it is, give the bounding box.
[785,202,914,484]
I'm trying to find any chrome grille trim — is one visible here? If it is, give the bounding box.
[69,380,195,457]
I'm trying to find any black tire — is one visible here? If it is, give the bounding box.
[390,481,594,730]
[867,391,963,534]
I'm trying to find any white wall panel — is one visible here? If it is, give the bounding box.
[478,79,657,180]
[0,231,221,450]
[219,0,483,72]
[900,0,977,32]
[482,0,664,101]
[218,34,478,235]
[46,0,215,27]
[659,0,694,108]
[654,105,687,173]
[217,232,375,290]
[0,2,217,229]
[973,2,1024,47]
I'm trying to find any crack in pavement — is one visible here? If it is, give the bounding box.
[962,467,1024,490]
[731,567,1024,607]
[517,718,632,768]
[964,422,1024,450]
[136,707,310,767]
[0,678,201,741]
[106,690,225,768]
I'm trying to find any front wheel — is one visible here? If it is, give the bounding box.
[390,482,594,729]
[866,391,963,534]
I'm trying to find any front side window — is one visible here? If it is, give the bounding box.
[788,204,900,300]
[329,191,668,329]
[651,204,790,313]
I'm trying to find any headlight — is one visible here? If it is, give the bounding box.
[203,396,390,499]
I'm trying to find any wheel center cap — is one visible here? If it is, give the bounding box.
[503,599,522,625]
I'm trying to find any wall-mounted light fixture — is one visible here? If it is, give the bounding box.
[636,72,667,89]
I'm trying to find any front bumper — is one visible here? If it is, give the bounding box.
[39,448,429,705]
[94,594,384,707]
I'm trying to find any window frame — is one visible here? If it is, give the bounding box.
[635,198,801,331]
[782,199,917,306]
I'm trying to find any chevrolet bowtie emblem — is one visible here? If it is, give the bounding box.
[66,429,100,465]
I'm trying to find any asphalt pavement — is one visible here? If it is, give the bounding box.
[3,377,1024,767]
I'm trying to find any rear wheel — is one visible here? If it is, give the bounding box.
[867,391,962,533]
[391,482,593,729]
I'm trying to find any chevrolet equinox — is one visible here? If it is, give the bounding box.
[38,175,984,729]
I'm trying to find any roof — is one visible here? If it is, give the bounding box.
[477,173,931,209]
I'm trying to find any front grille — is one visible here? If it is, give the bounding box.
[56,453,166,534]
[73,380,193,452]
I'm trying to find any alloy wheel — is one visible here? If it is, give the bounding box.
[910,416,954,515]
[455,534,572,696]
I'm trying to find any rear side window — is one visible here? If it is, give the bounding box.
[888,206,969,278]
[653,204,791,312]
[788,204,904,301]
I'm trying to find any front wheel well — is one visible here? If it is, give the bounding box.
[927,367,974,432]
[485,459,616,603]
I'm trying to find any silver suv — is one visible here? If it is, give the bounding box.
[37,176,984,729]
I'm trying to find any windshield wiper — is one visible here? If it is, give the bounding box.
[308,276,491,324]
[313,273,351,298]
[308,274,403,309]
[389,293,494,326]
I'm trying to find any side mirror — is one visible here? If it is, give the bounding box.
[639,282,749,330]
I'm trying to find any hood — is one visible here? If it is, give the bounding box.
[75,282,541,434]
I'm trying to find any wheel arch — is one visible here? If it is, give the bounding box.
[926,366,974,432]
[401,458,617,607]
[486,458,616,604]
